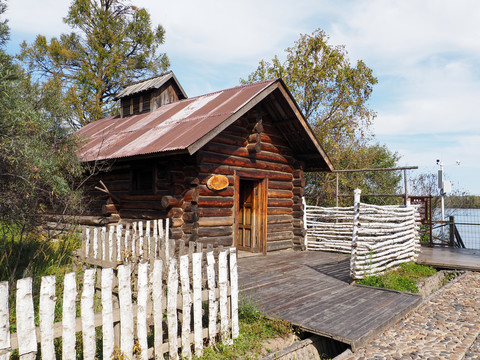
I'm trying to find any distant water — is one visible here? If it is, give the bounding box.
[434,208,480,249]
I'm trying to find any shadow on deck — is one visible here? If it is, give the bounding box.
[238,250,421,352]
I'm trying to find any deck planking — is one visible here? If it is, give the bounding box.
[238,250,421,351]
[417,246,480,270]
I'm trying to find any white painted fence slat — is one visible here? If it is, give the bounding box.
[62,273,77,360]
[101,227,106,261]
[116,225,122,261]
[179,255,192,359]
[206,251,217,344]
[118,265,134,360]
[152,259,164,359]
[81,269,96,360]
[0,281,10,360]
[85,227,90,257]
[39,276,55,360]
[108,226,114,262]
[167,258,179,360]
[16,278,36,360]
[137,262,149,360]
[192,251,203,356]
[101,268,114,360]
[218,250,231,345]
[229,247,239,339]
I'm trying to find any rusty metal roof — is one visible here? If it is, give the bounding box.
[114,71,187,100]
[75,78,333,171]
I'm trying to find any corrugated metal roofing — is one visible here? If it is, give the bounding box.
[76,79,279,162]
[114,71,187,100]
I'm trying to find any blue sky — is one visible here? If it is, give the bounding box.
[5,0,480,195]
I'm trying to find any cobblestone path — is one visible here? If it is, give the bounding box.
[344,272,480,360]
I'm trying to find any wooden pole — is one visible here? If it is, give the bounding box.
[449,215,455,247]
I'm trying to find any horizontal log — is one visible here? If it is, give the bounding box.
[197,197,234,208]
[198,151,292,173]
[117,193,163,201]
[267,214,294,224]
[235,169,293,182]
[99,180,129,192]
[168,207,183,218]
[268,189,293,199]
[211,133,248,147]
[266,240,293,252]
[267,231,294,242]
[118,209,164,219]
[248,133,287,147]
[197,236,234,247]
[197,216,234,227]
[184,188,199,202]
[197,226,233,237]
[268,223,294,233]
[268,199,293,208]
[118,201,164,211]
[199,174,235,186]
[260,141,294,157]
[269,181,293,191]
[293,187,305,196]
[182,212,199,223]
[293,178,306,187]
[198,164,235,176]
[222,124,250,137]
[161,195,183,209]
[198,184,235,197]
[292,169,304,179]
[198,208,233,217]
[267,207,293,215]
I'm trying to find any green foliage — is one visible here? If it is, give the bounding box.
[357,262,437,293]
[195,295,294,359]
[19,0,169,126]
[242,29,401,206]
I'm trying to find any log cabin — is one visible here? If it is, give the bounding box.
[75,71,333,253]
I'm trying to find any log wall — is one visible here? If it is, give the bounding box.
[82,108,308,253]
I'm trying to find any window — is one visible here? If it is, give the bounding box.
[131,166,155,194]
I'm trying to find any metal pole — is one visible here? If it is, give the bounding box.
[440,162,445,240]
[403,169,408,205]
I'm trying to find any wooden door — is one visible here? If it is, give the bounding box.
[238,180,257,252]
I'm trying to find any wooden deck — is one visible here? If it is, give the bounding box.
[237,250,421,351]
[418,246,480,271]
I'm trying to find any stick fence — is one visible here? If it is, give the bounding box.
[305,190,421,279]
[0,246,239,360]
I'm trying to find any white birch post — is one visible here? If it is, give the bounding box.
[132,222,137,260]
[118,265,134,360]
[62,272,77,360]
[124,229,130,262]
[116,225,122,262]
[101,268,114,360]
[39,276,55,360]
[152,260,164,359]
[137,262,149,360]
[101,227,107,261]
[350,189,361,279]
[229,248,239,339]
[108,226,115,262]
[85,227,91,258]
[218,250,231,345]
[302,197,308,248]
[0,282,10,360]
[16,278,37,360]
[206,251,217,344]
[153,219,158,257]
[81,269,96,360]
[93,227,99,259]
[146,220,151,259]
[139,221,144,258]
[167,258,178,360]
[192,252,203,356]
[165,218,170,264]
[179,255,191,359]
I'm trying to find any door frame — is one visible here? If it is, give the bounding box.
[234,172,268,254]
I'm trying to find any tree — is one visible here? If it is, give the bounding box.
[0,1,84,281]
[19,0,169,127]
[242,29,401,205]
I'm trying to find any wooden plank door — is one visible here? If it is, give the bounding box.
[237,180,257,252]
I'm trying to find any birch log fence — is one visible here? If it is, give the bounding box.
[0,238,239,359]
[305,189,421,279]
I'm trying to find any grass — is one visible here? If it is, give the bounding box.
[195,295,295,359]
[356,262,437,293]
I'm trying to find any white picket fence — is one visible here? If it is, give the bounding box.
[0,247,239,360]
[305,190,421,279]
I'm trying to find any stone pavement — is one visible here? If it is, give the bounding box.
[343,272,480,360]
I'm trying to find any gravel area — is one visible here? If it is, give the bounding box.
[343,271,480,360]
